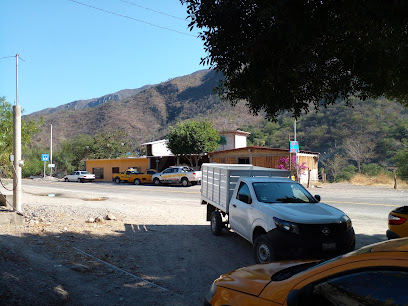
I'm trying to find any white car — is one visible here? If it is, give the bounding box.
[152,166,201,187]
[64,171,95,183]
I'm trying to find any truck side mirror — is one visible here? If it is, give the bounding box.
[238,194,252,204]
[314,195,321,202]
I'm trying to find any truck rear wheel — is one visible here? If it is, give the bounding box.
[254,234,275,264]
[210,211,223,236]
[114,177,121,184]
[134,178,141,185]
[181,178,189,187]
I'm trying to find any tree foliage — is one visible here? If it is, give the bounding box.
[167,120,219,168]
[0,97,42,177]
[53,130,133,174]
[182,0,408,119]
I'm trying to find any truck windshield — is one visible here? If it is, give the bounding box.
[253,182,317,204]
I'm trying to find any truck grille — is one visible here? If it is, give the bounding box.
[298,223,347,239]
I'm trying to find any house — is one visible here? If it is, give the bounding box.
[218,130,251,151]
[208,146,319,184]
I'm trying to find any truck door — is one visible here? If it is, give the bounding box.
[229,182,253,241]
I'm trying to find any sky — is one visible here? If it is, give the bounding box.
[0,0,208,115]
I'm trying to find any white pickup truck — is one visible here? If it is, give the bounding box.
[152,166,201,187]
[201,163,355,263]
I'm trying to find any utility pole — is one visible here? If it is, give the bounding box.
[50,124,53,176]
[13,54,22,213]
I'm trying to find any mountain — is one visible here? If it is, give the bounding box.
[25,69,263,147]
[30,85,152,116]
[25,68,408,170]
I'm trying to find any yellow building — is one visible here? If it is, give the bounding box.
[85,157,149,182]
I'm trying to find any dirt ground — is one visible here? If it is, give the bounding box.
[0,182,255,306]
[0,181,406,305]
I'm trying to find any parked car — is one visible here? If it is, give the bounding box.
[152,166,201,187]
[387,206,408,239]
[64,171,95,183]
[112,168,157,185]
[205,238,408,306]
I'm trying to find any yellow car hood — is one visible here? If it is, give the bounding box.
[214,260,315,296]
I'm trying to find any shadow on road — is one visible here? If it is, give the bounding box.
[0,222,392,305]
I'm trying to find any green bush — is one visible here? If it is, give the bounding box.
[361,163,387,177]
[395,149,408,180]
[337,164,358,181]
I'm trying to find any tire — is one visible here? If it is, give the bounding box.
[210,211,223,236]
[134,178,141,185]
[64,178,69,182]
[115,177,121,184]
[181,177,189,187]
[80,178,85,183]
[153,178,161,186]
[253,234,275,264]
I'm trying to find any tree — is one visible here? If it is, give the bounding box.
[53,130,133,173]
[322,155,347,182]
[0,97,41,177]
[181,1,408,119]
[167,120,219,168]
[394,147,408,181]
[343,136,375,173]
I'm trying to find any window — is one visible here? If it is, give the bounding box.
[93,168,104,179]
[112,167,119,174]
[238,157,250,164]
[310,269,408,305]
[253,182,317,203]
[147,170,156,175]
[236,182,252,204]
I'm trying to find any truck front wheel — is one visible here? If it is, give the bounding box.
[210,211,223,236]
[254,234,275,264]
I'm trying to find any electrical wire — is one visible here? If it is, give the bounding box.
[119,0,187,21]
[0,56,16,60]
[0,164,18,192]
[67,0,196,37]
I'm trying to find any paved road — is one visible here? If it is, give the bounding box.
[21,179,408,249]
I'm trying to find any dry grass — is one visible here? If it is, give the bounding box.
[350,173,408,190]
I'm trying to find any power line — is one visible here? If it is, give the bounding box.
[0,55,26,62]
[67,0,196,37]
[120,0,187,21]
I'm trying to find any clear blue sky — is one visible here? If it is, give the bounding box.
[0,0,208,115]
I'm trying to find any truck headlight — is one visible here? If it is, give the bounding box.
[273,217,300,235]
[344,215,352,231]
[205,282,218,303]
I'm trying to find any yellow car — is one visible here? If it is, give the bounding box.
[205,238,408,306]
[387,206,408,239]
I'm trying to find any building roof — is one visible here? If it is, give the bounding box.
[219,130,251,136]
[208,146,319,155]
[141,139,168,146]
[86,157,147,162]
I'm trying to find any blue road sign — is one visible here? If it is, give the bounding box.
[290,141,299,153]
[41,154,49,162]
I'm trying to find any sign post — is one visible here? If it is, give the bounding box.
[289,141,300,181]
[41,154,49,178]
